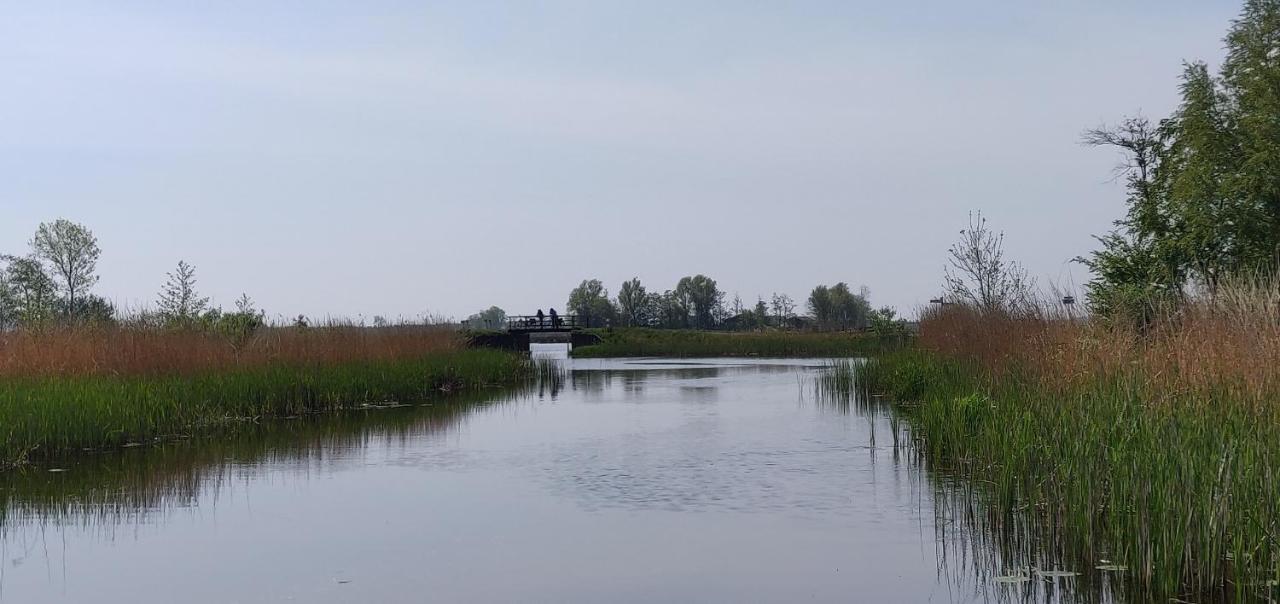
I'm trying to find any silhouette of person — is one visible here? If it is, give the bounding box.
[536,309,545,327]
[549,308,560,329]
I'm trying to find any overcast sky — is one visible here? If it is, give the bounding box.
[1,1,1241,321]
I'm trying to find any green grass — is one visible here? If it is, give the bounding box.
[573,327,902,358]
[0,348,530,468]
[821,350,1280,601]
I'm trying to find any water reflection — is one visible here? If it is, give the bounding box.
[0,357,1124,603]
[0,389,517,533]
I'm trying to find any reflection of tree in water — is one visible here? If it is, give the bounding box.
[0,388,520,535]
[570,370,611,395]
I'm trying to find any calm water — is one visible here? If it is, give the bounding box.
[0,351,1073,603]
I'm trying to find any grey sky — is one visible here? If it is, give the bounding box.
[2,1,1240,321]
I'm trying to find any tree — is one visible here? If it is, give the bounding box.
[753,298,770,328]
[868,306,909,338]
[828,282,871,329]
[66,294,115,325]
[1081,117,1183,320]
[31,219,100,318]
[211,294,265,351]
[944,212,1035,314]
[1083,116,1168,244]
[1222,0,1280,258]
[808,285,833,328]
[0,272,13,329]
[674,275,722,329]
[808,284,870,330]
[1079,232,1177,324]
[1161,62,1252,294]
[157,260,211,327]
[466,306,507,330]
[1080,1,1280,321]
[770,293,795,326]
[567,279,615,328]
[1,255,57,328]
[655,291,685,328]
[616,278,650,327]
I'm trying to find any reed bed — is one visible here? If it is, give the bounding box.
[573,327,899,358]
[822,277,1280,601]
[0,323,462,377]
[0,325,531,467]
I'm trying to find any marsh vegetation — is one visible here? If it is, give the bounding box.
[0,325,530,468]
[572,327,902,358]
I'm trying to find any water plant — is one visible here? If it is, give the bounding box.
[816,281,1280,601]
[0,325,533,468]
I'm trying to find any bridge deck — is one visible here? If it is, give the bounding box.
[506,314,582,333]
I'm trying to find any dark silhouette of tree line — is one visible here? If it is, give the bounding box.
[562,275,904,333]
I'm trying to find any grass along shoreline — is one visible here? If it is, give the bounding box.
[0,327,531,469]
[572,327,902,358]
[823,302,1280,600]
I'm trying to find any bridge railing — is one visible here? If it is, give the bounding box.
[507,315,582,331]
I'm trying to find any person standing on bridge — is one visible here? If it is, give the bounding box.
[549,308,560,329]
[536,309,545,328]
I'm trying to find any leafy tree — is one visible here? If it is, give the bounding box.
[65,294,115,325]
[868,306,909,338]
[1,255,57,328]
[1222,0,1280,257]
[157,260,211,328]
[211,294,265,351]
[616,278,650,327]
[674,275,721,329]
[466,306,507,330]
[1081,117,1183,321]
[1161,62,1252,293]
[1083,117,1169,245]
[808,285,833,328]
[31,219,100,318]
[1079,232,1177,325]
[669,286,692,328]
[0,272,14,329]
[567,279,615,327]
[944,212,1035,314]
[809,283,872,330]
[828,283,871,329]
[1082,1,1280,319]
